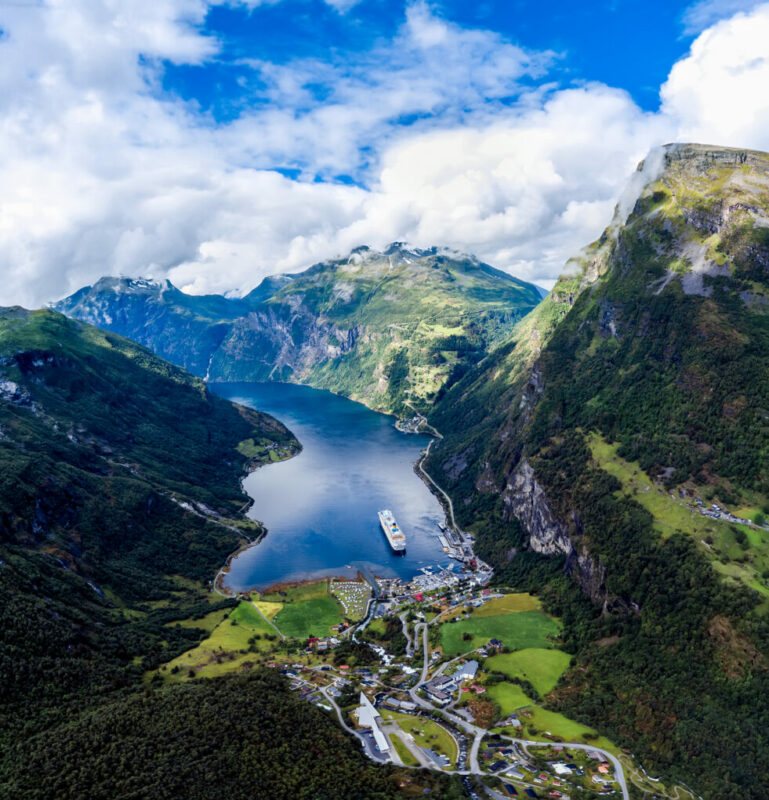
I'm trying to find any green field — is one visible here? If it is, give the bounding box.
[169,608,231,633]
[440,610,560,656]
[485,648,571,696]
[474,593,541,617]
[589,433,769,600]
[157,601,277,681]
[394,717,457,766]
[484,682,533,716]
[389,733,419,767]
[263,581,329,603]
[520,707,616,753]
[252,599,283,621]
[274,596,343,638]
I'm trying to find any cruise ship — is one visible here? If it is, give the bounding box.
[378,509,406,554]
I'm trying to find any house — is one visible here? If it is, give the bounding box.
[490,760,507,772]
[354,692,390,753]
[472,684,486,694]
[503,784,518,796]
[505,768,525,780]
[489,638,503,651]
[598,763,610,774]
[457,660,479,680]
[525,789,538,799]
[552,762,572,775]
[426,688,451,705]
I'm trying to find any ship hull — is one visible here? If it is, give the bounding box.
[378,510,406,554]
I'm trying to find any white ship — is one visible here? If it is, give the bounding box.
[378,509,406,554]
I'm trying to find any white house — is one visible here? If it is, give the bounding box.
[457,660,479,680]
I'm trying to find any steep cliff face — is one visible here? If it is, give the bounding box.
[54,244,544,414]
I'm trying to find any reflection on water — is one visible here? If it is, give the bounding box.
[211,382,450,591]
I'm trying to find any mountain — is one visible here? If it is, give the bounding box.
[53,276,257,377]
[54,244,543,414]
[0,309,459,799]
[426,144,769,798]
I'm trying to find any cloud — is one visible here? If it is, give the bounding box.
[663,3,769,149]
[225,1,554,177]
[680,0,766,34]
[0,0,768,306]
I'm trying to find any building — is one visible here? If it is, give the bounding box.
[426,688,451,705]
[457,660,479,680]
[354,692,390,753]
[421,747,450,768]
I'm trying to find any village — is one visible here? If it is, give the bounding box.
[267,578,698,800]
[155,515,699,800]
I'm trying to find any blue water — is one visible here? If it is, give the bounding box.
[212,383,449,591]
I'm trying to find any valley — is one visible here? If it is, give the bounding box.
[5,142,769,800]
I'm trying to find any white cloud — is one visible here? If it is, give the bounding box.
[0,0,767,306]
[662,3,769,149]
[680,0,765,34]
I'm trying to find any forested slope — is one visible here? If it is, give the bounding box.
[0,309,453,799]
[427,144,769,799]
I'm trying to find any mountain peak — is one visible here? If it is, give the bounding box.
[662,141,769,172]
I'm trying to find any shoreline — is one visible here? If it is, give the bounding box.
[210,379,480,598]
[213,440,303,597]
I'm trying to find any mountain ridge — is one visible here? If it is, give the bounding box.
[54,243,545,414]
[424,142,769,798]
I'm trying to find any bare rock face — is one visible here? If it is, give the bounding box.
[503,458,572,557]
[499,458,610,603]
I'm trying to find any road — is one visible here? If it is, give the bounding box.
[399,612,414,657]
[509,738,629,800]
[401,625,629,799]
[415,622,429,682]
[250,601,285,639]
[417,439,462,536]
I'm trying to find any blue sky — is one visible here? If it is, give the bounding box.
[0,0,766,305]
[166,0,710,120]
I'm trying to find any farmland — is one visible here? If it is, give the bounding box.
[485,648,572,696]
[440,609,560,656]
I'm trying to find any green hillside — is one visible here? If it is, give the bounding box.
[0,309,454,799]
[427,144,769,799]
